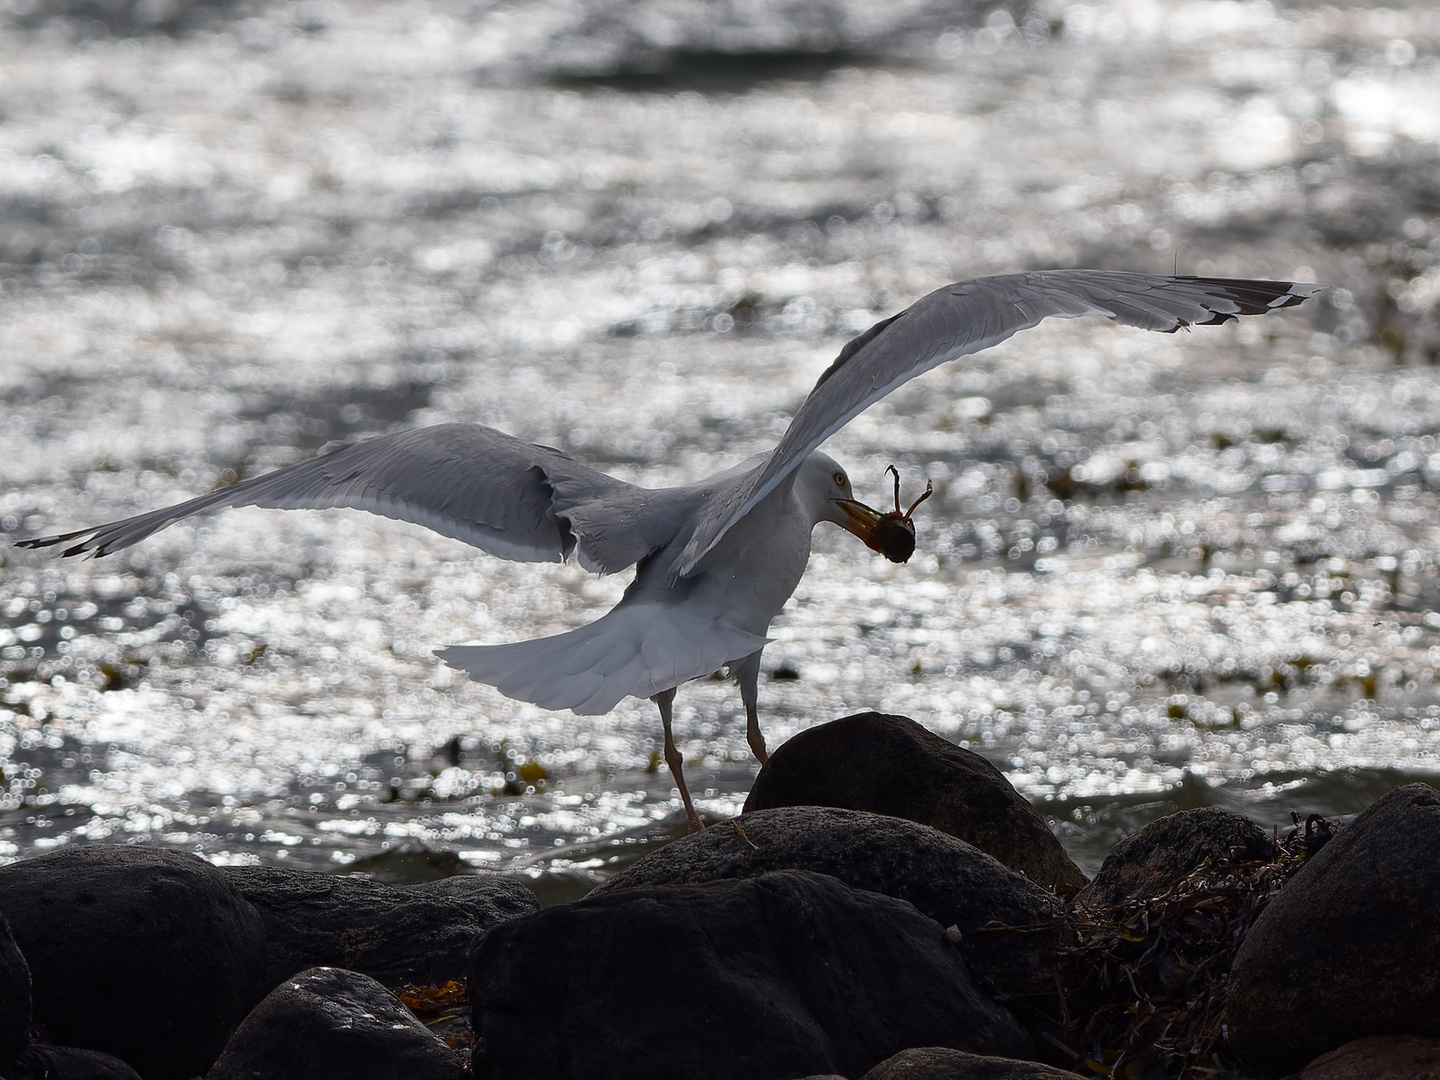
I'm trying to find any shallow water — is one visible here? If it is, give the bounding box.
[3,0,1440,892]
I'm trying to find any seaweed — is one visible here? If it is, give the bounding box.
[1001,815,1335,1079]
[392,978,475,1059]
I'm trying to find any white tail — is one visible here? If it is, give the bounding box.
[437,603,768,714]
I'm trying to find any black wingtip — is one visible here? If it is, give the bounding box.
[1182,277,1325,316]
[17,531,71,551]
[13,527,102,557]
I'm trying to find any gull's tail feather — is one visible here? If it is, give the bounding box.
[437,603,768,714]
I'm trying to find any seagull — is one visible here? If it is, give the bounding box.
[18,270,1321,830]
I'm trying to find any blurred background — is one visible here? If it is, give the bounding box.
[1,0,1438,895]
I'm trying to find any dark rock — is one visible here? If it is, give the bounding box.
[9,1043,144,1080]
[861,1047,1081,1079]
[1076,806,1274,910]
[1225,783,1440,1077]
[208,966,467,1080]
[0,845,267,1080]
[222,864,539,990]
[1300,1035,1440,1079]
[0,910,32,1069]
[470,869,1034,1080]
[592,805,1063,997]
[744,713,1085,892]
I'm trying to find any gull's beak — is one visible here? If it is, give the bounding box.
[834,498,887,552]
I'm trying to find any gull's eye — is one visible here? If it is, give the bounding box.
[833,471,847,488]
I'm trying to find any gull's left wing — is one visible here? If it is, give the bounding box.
[672,270,1323,576]
[16,422,672,574]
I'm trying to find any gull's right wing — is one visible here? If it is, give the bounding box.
[672,270,1323,577]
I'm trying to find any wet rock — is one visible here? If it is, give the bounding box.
[744,713,1086,892]
[1076,806,1274,910]
[208,966,467,1080]
[1300,1035,1440,1079]
[0,911,31,1069]
[591,805,1063,997]
[470,869,1034,1080]
[1225,783,1440,1077]
[0,845,266,1080]
[8,1043,144,1080]
[222,864,539,990]
[861,1047,1082,1079]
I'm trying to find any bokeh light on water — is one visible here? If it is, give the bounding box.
[3,0,1440,885]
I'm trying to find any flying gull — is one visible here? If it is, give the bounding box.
[19,270,1321,830]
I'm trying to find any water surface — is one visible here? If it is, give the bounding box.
[3,0,1440,891]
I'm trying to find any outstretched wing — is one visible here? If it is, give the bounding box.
[17,423,666,574]
[672,271,1323,576]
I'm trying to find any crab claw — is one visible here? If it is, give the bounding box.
[870,513,919,563]
[835,468,933,564]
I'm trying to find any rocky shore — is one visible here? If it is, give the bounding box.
[1,713,1437,1080]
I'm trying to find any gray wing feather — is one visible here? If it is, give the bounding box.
[18,423,662,573]
[673,270,1322,576]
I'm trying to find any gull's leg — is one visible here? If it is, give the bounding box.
[652,687,702,833]
[729,650,768,765]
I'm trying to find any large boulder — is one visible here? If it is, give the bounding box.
[1076,806,1274,910]
[8,1043,144,1080]
[0,845,267,1080]
[861,1048,1082,1079]
[1225,783,1440,1076]
[744,713,1085,892]
[592,805,1063,997]
[0,911,31,1069]
[208,966,467,1080]
[221,865,539,990]
[1299,1035,1440,1079]
[470,870,1034,1080]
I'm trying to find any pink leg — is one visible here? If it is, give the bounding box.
[730,651,769,764]
[652,688,702,832]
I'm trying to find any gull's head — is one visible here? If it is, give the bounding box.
[801,454,932,564]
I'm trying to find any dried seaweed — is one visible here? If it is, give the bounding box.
[392,978,475,1060]
[999,815,1335,1079]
